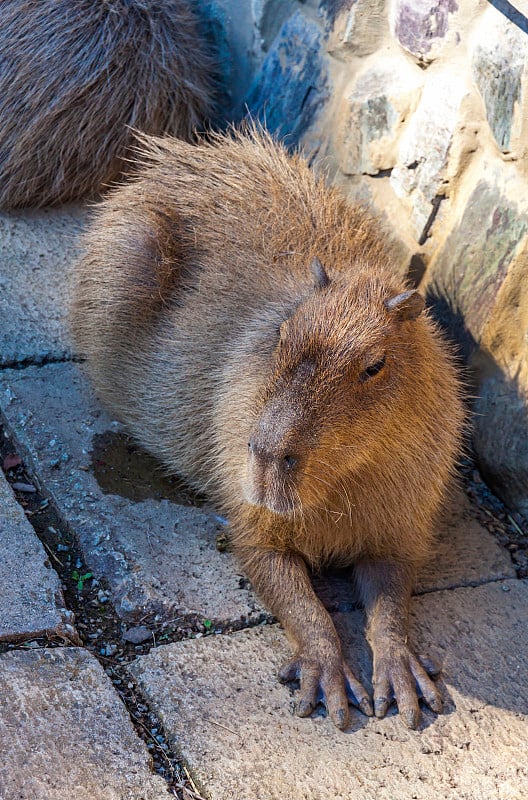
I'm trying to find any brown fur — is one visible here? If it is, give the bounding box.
[0,0,213,208]
[71,128,465,729]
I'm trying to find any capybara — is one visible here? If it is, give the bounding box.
[71,128,464,730]
[0,0,213,207]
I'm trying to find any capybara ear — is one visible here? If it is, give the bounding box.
[384,290,424,321]
[310,257,331,290]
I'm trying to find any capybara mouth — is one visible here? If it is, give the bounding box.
[242,482,301,516]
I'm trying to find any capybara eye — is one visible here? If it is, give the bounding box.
[360,356,386,382]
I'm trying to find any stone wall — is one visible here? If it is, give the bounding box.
[200,0,528,516]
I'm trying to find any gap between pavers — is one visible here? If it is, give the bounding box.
[0,205,89,366]
[129,579,528,800]
[0,468,76,643]
[0,646,168,800]
[0,361,515,627]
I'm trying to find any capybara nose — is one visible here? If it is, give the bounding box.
[248,439,298,473]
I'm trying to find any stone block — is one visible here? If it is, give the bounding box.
[390,71,476,238]
[327,0,388,59]
[0,363,264,625]
[245,10,330,150]
[472,373,528,518]
[425,160,528,513]
[426,163,528,348]
[129,579,528,800]
[335,55,423,175]
[0,469,75,642]
[0,647,168,800]
[390,0,462,62]
[471,4,527,153]
[0,205,88,366]
[197,1,300,117]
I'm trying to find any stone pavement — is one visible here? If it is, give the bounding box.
[0,204,527,799]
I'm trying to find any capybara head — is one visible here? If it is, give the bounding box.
[243,258,426,516]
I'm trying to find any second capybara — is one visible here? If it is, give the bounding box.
[71,128,464,731]
[0,0,213,208]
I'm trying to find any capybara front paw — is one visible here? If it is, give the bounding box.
[279,652,373,730]
[373,647,443,728]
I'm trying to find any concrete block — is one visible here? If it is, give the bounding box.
[0,469,75,642]
[0,362,263,625]
[130,579,528,800]
[0,205,88,366]
[0,647,168,800]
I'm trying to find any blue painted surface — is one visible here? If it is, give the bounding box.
[244,11,329,149]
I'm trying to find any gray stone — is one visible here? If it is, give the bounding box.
[471,5,526,152]
[0,362,263,624]
[130,580,528,800]
[473,373,528,518]
[390,71,471,237]
[0,469,76,643]
[0,204,88,366]
[245,10,329,151]
[335,56,423,175]
[196,0,298,118]
[426,168,528,350]
[425,164,528,515]
[0,647,168,800]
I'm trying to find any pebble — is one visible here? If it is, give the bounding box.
[11,482,36,493]
[122,626,153,644]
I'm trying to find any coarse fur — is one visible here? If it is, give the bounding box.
[0,0,213,208]
[71,128,465,728]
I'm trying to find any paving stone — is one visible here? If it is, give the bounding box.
[130,579,528,800]
[0,468,76,643]
[0,362,263,625]
[0,205,88,366]
[0,647,168,800]
[416,486,515,591]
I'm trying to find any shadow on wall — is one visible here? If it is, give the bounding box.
[490,0,528,33]
[426,285,528,520]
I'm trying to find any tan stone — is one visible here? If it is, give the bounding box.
[327,0,388,60]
